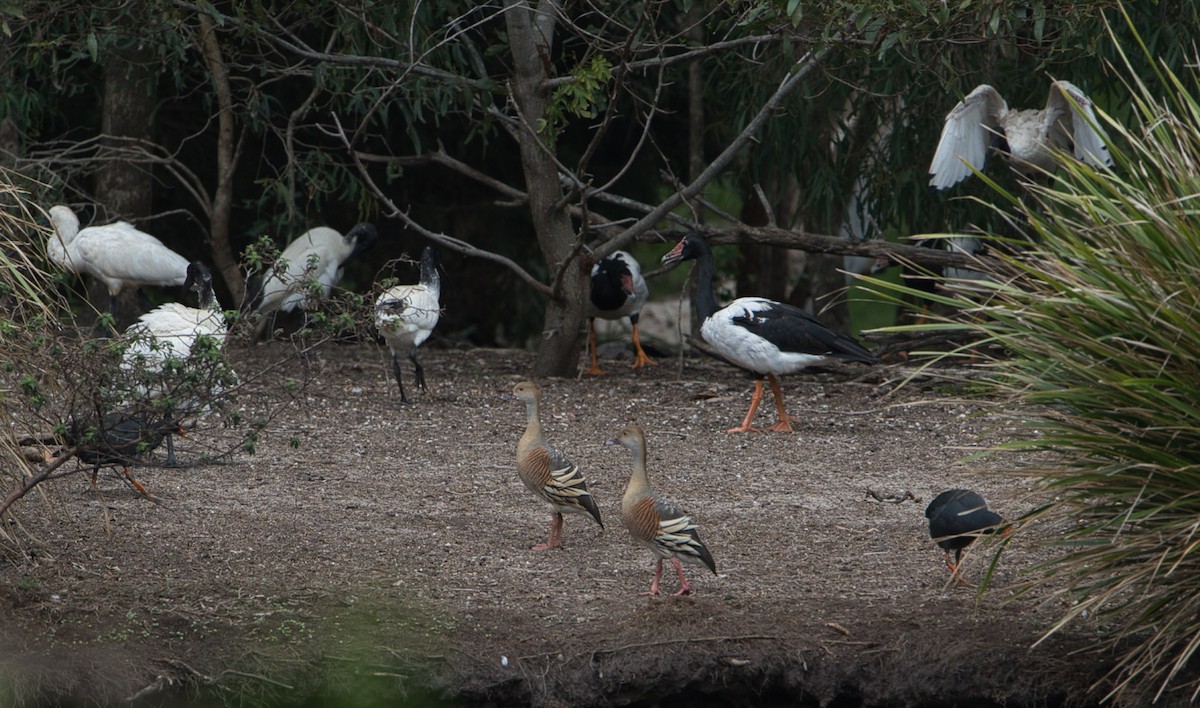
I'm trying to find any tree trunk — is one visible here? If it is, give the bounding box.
[504,0,587,377]
[96,41,157,327]
[196,14,245,306]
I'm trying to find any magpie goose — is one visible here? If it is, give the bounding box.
[661,233,878,432]
[585,251,654,374]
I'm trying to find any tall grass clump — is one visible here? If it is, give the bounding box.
[868,24,1200,704]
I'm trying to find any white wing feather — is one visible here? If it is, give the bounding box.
[257,227,353,313]
[929,85,1006,190]
[374,284,441,353]
[1047,80,1112,168]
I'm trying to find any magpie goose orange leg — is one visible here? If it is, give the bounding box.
[764,374,802,432]
[727,379,767,433]
[585,318,605,375]
[630,316,655,370]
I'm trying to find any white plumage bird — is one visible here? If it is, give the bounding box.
[374,246,441,404]
[121,261,231,465]
[46,204,190,318]
[928,81,1112,191]
[253,222,379,339]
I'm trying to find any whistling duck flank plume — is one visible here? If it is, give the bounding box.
[253,222,378,340]
[46,204,190,321]
[586,250,655,375]
[925,489,1009,580]
[929,81,1112,190]
[375,246,441,404]
[660,232,879,433]
[511,381,603,550]
[608,425,716,596]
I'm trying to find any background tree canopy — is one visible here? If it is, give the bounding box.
[1,1,1195,374]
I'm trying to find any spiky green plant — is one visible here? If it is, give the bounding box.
[866,16,1200,704]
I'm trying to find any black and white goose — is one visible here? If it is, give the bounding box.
[660,233,879,433]
[929,80,1111,190]
[585,250,654,375]
[374,246,441,404]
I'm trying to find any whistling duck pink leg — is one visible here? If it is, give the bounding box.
[585,319,605,375]
[532,512,565,550]
[630,320,656,370]
[764,374,799,432]
[670,557,692,596]
[727,380,767,433]
[643,558,664,595]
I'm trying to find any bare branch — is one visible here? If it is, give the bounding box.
[542,34,784,89]
[357,148,527,204]
[328,115,552,296]
[169,0,497,93]
[586,46,833,261]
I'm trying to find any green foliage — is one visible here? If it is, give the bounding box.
[541,55,613,139]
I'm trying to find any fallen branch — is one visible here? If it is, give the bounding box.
[863,488,917,505]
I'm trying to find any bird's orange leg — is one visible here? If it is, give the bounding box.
[669,557,692,596]
[944,550,973,587]
[532,512,565,550]
[630,322,656,370]
[727,380,766,433]
[121,466,152,497]
[584,320,605,375]
[764,374,799,432]
[643,558,664,595]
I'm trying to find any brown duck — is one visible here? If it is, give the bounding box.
[512,381,603,550]
[608,425,716,595]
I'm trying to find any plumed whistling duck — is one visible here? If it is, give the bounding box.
[511,381,603,550]
[608,425,716,596]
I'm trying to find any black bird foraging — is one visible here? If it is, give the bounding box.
[925,489,1009,577]
[66,410,185,495]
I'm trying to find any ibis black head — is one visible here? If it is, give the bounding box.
[419,246,440,287]
[184,261,216,306]
[346,223,379,260]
